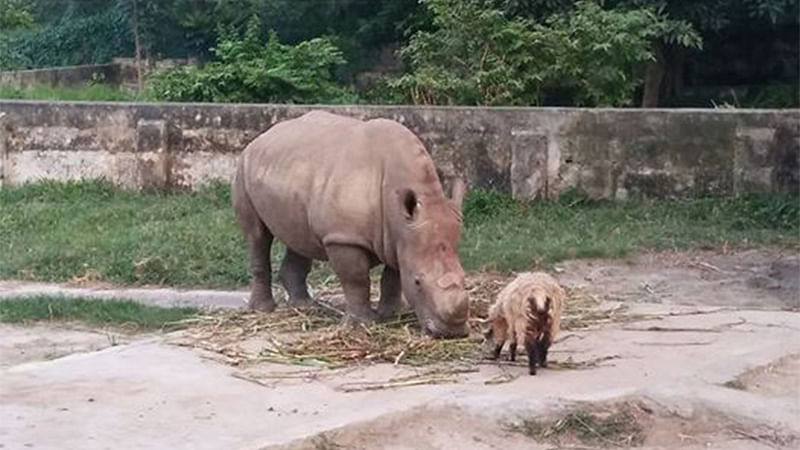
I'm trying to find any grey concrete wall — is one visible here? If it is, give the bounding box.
[0,64,122,89]
[0,59,194,90]
[0,100,797,199]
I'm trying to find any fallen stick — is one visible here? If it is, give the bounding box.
[484,372,519,385]
[689,261,726,273]
[336,375,461,393]
[634,341,713,346]
[231,372,273,387]
[313,300,345,317]
[622,326,722,333]
[732,428,780,449]
[623,318,747,333]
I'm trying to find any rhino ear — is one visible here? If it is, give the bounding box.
[450,178,466,211]
[399,188,419,221]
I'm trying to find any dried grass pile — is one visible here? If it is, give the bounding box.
[173,276,639,370]
[175,303,483,368]
[561,288,631,330]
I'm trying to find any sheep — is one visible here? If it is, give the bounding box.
[484,271,565,375]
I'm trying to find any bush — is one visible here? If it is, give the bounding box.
[148,16,360,104]
[388,0,700,107]
[0,8,132,70]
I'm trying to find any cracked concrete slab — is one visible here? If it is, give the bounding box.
[1,307,798,449]
[1,249,798,449]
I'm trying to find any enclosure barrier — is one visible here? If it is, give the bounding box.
[0,100,797,199]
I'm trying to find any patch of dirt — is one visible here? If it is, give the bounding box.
[265,406,539,450]
[0,323,136,367]
[555,248,799,310]
[513,399,798,449]
[267,399,799,450]
[724,354,800,397]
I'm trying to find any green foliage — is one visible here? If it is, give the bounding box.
[0,0,33,30]
[389,0,700,107]
[148,16,359,104]
[617,0,799,31]
[389,0,547,105]
[542,1,700,106]
[0,7,132,70]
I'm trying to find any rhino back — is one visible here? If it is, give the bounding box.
[240,111,435,264]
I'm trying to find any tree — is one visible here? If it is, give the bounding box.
[117,0,175,90]
[0,0,33,30]
[389,0,699,107]
[609,0,798,106]
[147,15,357,104]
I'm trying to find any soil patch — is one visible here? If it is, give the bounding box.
[0,323,140,367]
[724,353,800,397]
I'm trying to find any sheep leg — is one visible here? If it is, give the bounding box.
[491,343,503,360]
[509,340,517,362]
[526,339,538,375]
[537,335,551,368]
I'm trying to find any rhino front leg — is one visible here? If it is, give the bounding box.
[279,248,313,307]
[325,244,376,324]
[377,265,402,320]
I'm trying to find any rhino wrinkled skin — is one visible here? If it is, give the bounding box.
[232,111,469,338]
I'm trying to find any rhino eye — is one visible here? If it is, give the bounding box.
[414,276,421,286]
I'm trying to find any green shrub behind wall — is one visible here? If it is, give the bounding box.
[0,8,133,70]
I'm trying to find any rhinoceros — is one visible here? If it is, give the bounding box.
[231,111,470,338]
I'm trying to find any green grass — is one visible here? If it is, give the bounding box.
[461,189,800,271]
[0,295,199,330]
[0,85,141,102]
[512,407,644,447]
[0,181,248,288]
[0,181,797,288]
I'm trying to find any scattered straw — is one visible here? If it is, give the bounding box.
[256,321,483,368]
[561,288,632,331]
[172,278,647,373]
[174,301,483,369]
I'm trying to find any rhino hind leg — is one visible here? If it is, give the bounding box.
[325,244,377,324]
[279,249,313,306]
[233,173,276,313]
[247,227,276,312]
[377,266,402,320]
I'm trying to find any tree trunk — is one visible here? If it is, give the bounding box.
[641,45,664,107]
[667,46,686,99]
[132,0,144,92]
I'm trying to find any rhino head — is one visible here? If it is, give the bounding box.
[395,179,469,338]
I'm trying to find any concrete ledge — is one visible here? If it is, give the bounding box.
[0,64,122,89]
[0,100,798,199]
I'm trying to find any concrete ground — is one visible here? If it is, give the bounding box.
[1,249,798,450]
